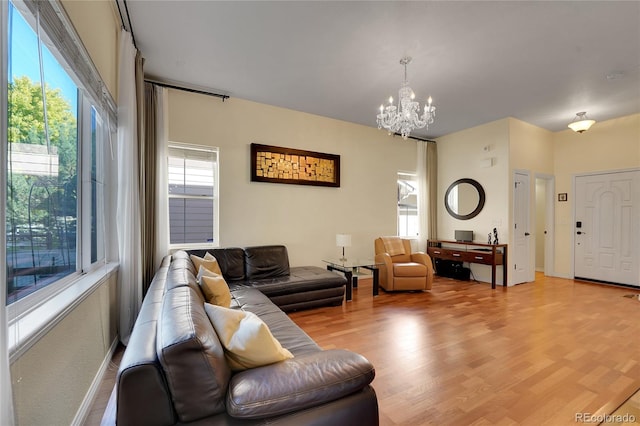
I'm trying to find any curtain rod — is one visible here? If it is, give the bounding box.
[144,79,230,101]
[393,133,436,143]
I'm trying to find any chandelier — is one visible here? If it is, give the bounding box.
[377,56,436,139]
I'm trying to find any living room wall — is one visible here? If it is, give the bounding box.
[168,89,417,266]
[435,118,510,284]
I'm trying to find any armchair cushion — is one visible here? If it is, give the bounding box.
[393,262,427,277]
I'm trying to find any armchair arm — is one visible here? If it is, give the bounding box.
[410,252,429,266]
[411,252,434,290]
[374,253,393,289]
[226,349,375,419]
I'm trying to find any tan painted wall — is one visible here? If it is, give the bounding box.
[168,90,417,264]
[10,274,118,425]
[61,0,120,99]
[435,118,510,283]
[552,113,640,277]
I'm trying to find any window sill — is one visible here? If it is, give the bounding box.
[8,262,119,362]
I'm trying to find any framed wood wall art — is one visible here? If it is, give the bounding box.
[251,143,340,187]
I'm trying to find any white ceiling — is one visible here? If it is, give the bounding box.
[125,1,640,139]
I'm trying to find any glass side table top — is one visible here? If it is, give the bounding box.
[322,258,380,268]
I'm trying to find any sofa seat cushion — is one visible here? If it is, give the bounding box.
[392,262,427,277]
[230,287,321,357]
[226,349,375,419]
[236,266,345,297]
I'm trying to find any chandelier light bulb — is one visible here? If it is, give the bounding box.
[379,104,384,112]
[376,56,437,139]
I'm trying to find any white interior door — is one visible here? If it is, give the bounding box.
[574,170,640,286]
[513,171,531,284]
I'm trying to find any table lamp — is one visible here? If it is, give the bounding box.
[336,234,352,261]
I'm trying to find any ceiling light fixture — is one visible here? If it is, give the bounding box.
[568,111,596,133]
[377,56,436,140]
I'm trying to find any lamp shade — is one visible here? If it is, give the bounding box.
[336,234,352,247]
[568,112,596,133]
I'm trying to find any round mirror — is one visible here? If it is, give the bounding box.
[444,178,485,220]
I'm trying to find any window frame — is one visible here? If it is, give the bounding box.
[4,0,112,321]
[167,142,220,250]
[397,171,419,238]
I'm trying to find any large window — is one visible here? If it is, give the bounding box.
[398,172,418,237]
[168,143,219,247]
[6,1,107,305]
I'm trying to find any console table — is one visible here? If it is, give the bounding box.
[427,240,508,289]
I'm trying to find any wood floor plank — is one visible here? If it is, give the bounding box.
[288,273,640,426]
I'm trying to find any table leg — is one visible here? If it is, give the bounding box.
[344,270,353,301]
[327,264,353,302]
[503,247,508,287]
[372,267,379,296]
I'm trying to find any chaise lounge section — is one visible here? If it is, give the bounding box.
[189,245,346,311]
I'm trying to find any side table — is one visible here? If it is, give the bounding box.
[322,258,380,301]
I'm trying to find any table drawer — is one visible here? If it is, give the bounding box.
[428,247,498,265]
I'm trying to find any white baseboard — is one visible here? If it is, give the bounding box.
[71,338,119,426]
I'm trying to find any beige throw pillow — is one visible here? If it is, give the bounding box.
[190,253,223,276]
[204,304,294,371]
[200,273,232,308]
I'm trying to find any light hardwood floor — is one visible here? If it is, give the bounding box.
[289,274,640,426]
[88,273,640,425]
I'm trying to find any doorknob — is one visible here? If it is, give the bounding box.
[524,232,530,236]
[577,231,586,235]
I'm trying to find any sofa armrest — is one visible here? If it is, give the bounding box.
[226,349,375,419]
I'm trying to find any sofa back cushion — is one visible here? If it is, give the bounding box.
[244,245,290,280]
[156,286,231,423]
[189,248,246,281]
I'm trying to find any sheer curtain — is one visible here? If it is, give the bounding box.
[417,141,438,252]
[116,29,143,345]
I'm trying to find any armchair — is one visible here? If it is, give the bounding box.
[374,237,434,291]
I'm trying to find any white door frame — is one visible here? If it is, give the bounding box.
[571,167,640,283]
[534,173,556,277]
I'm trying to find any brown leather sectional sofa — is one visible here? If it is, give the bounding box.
[108,247,379,425]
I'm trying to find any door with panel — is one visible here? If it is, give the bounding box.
[574,170,640,286]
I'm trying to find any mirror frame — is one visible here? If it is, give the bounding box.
[444,178,486,220]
